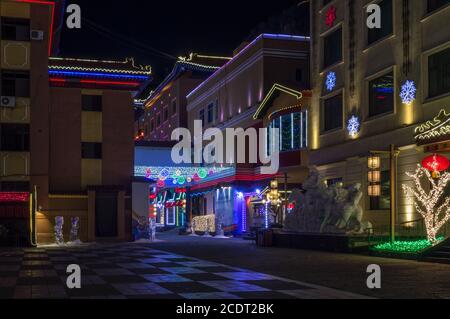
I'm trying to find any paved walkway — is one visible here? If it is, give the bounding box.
[149,232,450,299]
[0,243,368,299]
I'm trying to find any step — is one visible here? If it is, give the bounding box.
[430,251,450,258]
[422,257,450,265]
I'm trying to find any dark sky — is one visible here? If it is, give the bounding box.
[60,0,302,79]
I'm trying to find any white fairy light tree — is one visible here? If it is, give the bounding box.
[402,165,450,243]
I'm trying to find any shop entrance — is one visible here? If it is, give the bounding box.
[95,191,118,237]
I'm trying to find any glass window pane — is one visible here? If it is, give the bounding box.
[367,0,393,45]
[429,47,450,98]
[324,28,342,68]
[323,94,343,132]
[369,72,394,117]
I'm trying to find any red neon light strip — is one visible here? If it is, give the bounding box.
[190,173,281,191]
[15,0,55,56]
[0,192,30,203]
[50,78,141,87]
[80,79,141,86]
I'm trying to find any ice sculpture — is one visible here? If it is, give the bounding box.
[69,217,80,242]
[54,216,64,245]
[284,167,372,234]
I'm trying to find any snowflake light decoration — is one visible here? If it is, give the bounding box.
[400,80,416,105]
[326,71,336,91]
[347,115,360,138]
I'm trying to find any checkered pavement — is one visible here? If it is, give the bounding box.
[0,244,369,299]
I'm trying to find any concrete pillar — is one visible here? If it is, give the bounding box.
[118,190,126,241]
[87,190,96,241]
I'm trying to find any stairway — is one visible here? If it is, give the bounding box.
[421,238,450,264]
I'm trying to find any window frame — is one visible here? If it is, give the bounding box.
[0,123,30,152]
[322,26,343,70]
[367,69,395,119]
[321,91,344,134]
[365,0,394,47]
[426,46,450,100]
[81,142,102,159]
[1,71,30,98]
[426,0,450,14]
[82,95,102,112]
[1,17,30,41]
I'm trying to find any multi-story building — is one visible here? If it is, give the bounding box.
[309,0,450,235]
[135,54,230,142]
[185,33,311,233]
[0,0,65,245]
[37,57,151,244]
[0,0,152,246]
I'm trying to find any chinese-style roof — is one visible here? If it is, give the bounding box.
[144,55,229,108]
[48,57,152,90]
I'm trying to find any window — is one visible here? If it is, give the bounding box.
[370,171,390,210]
[369,72,394,117]
[322,94,343,132]
[429,48,450,98]
[82,143,102,159]
[214,100,219,121]
[323,28,342,69]
[427,0,450,13]
[163,108,169,122]
[172,100,177,115]
[1,71,30,97]
[326,178,343,188]
[82,95,102,112]
[1,18,30,41]
[296,69,303,83]
[1,124,29,151]
[367,0,393,45]
[150,120,154,132]
[199,109,205,124]
[267,111,308,154]
[0,181,29,192]
[207,103,214,123]
[156,114,161,127]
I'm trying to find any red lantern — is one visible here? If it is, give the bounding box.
[422,154,450,177]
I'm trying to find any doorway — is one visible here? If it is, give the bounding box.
[95,192,118,238]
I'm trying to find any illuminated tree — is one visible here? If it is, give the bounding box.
[402,165,450,243]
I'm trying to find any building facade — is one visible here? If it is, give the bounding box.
[185,34,311,233]
[0,0,65,245]
[135,54,230,142]
[309,0,450,236]
[0,0,152,246]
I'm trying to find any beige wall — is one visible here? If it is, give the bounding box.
[309,0,450,233]
[187,36,310,134]
[310,0,450,152]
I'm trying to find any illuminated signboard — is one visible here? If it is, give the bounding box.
[414,109,450,145]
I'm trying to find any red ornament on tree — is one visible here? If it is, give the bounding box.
[326,6,337,27]
[422,154,450,178]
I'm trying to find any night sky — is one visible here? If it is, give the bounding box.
[60,0,304,81]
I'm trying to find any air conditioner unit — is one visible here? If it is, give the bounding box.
[1,96,16,108]
[30,30,44,41]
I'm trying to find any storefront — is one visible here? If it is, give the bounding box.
[0,192,31,246]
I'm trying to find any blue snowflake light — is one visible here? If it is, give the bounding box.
[325,72,336,91]
[400,80,416,105]
[347,115,360,138]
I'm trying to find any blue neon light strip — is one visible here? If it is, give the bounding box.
[48,70,149,80]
